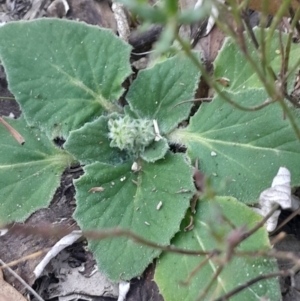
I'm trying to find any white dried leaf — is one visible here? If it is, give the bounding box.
[112,2,130,42]
[117,281,130,301]
[255,167,300,232]
[259,167,292,209]
[194,0,225,36]
[259,188,291,210]
[131,161,141,172]
[153,119,162,141]
[252,207,281,232]
[0,228,8,236]
[34,231,82,278]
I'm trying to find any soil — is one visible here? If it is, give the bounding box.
[0,1,300,301]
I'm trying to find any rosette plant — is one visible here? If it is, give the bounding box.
[0,16,299,300]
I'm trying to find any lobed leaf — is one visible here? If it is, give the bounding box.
[74,153,195,281]
[155,196,281,301]
[173,89,300,203]
[214,29,299,92]
[170,30,300,203]
[64,114,128,165]
[0,117,74,222]
[0,19,132,139]
[141,138,169,162]
[126,54,200,135]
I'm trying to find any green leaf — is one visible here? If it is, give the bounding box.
[126,54,200,135]
[155,196,281,301]
[214,29,299,92]
[171,90,300,203]
[124,105,139,119]
[141,138,169,162]
[64,114,128,165]
[0,19,132,139]
[169,30,300,204]
[0,117,74,222]
[74,153,195,281]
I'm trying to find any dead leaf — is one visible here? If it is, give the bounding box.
[216,77,230,87]
[0,117,25,145]
[194,22,227,64]
[246,0,299,16]
[254,167,300,232]
[0,269,27,301]
[88,187,105,193]
[67,0,117,30]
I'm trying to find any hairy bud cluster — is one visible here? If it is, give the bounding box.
[108,116,155,156]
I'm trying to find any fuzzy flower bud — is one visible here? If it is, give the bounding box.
[108,116,156,156]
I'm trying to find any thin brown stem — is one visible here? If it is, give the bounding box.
[271,206,300,235]
[278,97,300,140]
[196,265,224,301]
[283,6,300,83]
[8,224,219,257]
[0,258,45,301]
[270,231,287,245]
[289,6,300,35]
[266,0,293,56]
[212,0,300,142]
[172,97,212,108]
[180,252,216,286]
[242,10,259,49]
[0,116,25,145]
[213,270,292,301]
[241,204,280,241]
[0,249,49,271]
[174,33,275,112]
